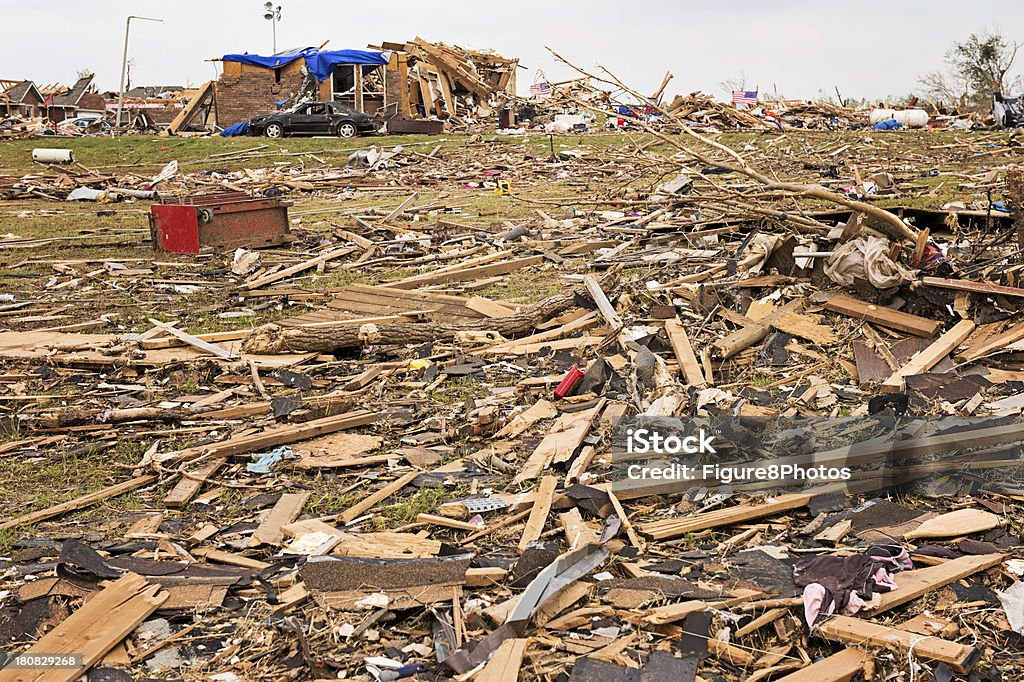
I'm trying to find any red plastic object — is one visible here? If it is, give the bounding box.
[149,192,292,254]
[554,364,585,399]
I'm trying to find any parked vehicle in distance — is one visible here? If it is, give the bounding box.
[60,116,113,131]
[247,101,378,138]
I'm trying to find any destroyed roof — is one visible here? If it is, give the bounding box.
[220,46,391,81]
[52,74,94,107]
[1,80,43,104]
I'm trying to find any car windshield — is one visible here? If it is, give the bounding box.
[284,103,306,113]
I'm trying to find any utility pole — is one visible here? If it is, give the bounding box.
[263,3,282,54]
[116,15,163,129]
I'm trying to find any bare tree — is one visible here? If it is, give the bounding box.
[719,71,748,97]
[918,28,1020,111]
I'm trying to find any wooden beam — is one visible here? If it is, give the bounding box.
[518,475,558,554]
[338,470,420,524]
[773,648,871,682]
[664,319,707,387]
[147,318,237,360]
[816,615,981,673]
[514,400,604,483]
[824,294,941,337]
[637,494,814,539]
[1,475,157,530]
[923,276,1024,298]
[880,319,975,390]
[869,553,1004,614]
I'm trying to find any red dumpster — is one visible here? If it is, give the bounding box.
[149,192,292,254]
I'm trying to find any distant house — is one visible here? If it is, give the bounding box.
[49,74,105,122]
[1,80,45,118]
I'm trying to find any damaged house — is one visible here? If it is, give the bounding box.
[1,80,44,119]
[215,39,519,132]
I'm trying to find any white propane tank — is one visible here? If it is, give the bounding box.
[32,148,75,163]
[869,108,929,128]
[869,109,896,125]
[894,109,930,128]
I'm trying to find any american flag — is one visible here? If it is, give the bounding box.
[529,81,553,98]
[732,90,758,106]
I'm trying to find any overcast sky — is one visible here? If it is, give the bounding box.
[4,0,1023,101]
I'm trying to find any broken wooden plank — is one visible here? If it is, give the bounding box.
[880,319,975,390]
[824,294,941,337]
[583,275,623,328]
[637,494,815,539]
[474,638,527,682]
[514,400,605,483]
[241,246,356,290]
[664,318,707,387]
[518,475,558,554]
[816,615,980,673]
[773,648,871,682]
[869,553,1004,614]
[338,470,420,524]
[250,492,310,547]
[923,276,1024,299]
[388,255,544,290]
[163,410,378,507]
[0,573,167,682]
[147,318,237,360]
[1,475,157,531]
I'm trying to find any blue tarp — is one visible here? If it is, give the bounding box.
[220,120,249,137]
[221,48,390,83]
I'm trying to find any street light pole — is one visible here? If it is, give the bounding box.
[116,15,163,129]
[263,3,282,54]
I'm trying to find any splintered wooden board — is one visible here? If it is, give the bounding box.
[281,283,498,326]
[0,573,167,682]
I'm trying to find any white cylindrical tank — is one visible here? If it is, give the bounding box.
[869,109,896,125]
[32,148,75,163]
[869,108,929,128]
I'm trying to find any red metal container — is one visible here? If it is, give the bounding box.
[149,192,292,254]
[554,364,585,399]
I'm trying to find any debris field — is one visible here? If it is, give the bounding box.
[0,111,1023,682]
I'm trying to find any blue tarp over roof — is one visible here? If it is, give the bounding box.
[221,48,390,82]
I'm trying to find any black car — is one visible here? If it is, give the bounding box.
[248,101,378,138]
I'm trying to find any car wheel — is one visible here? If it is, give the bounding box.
[336,122,357,138]
[265,123,284,139]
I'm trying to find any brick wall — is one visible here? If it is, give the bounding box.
[217,69,304,126]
